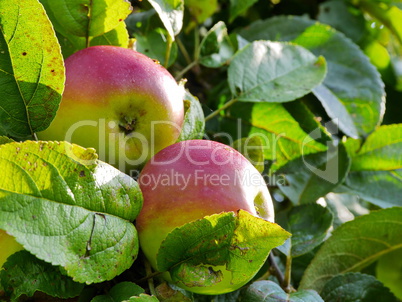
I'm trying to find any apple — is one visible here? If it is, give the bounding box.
[38,45,184,173]
[136,139,275,294]
[0,230,23,269]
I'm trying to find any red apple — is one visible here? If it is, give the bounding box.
[38,46,184,173]
[136,139,275,294]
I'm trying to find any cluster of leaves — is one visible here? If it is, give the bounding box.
[0,0,402,301]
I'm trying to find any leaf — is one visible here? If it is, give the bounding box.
[317,1,366,42]
[324,192,370,229]
[91,282,145,302]
[199,21,235,68]
[229,0,259,23]
[135,28,178,67]
[233,136,264,173]
[299,207,402,293]
[177,90,205,141]
[360,1,402,44]
[219,102,328,171]
[126,294,159,301]
[276,204,333,257]
[277,143,351,205]
[239,280,324,302]
[57,21,130,58]
[0,0,65,138]
[320,272,399,302]
[228,41,327,103]
[0,251,84,301]
[0,141,143,284]
[155,282,193,301]
[376,248,402,299]
[184,0,218,27]
[157,210,290,290]
[239,16,386,138]
[0,136,14,146]
[148,0,184,39]
[40,0,132,39]
[343,124,402,208]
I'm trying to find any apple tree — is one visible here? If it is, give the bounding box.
[0,0,402,301]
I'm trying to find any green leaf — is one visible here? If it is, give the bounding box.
[343,124,402,208]
[0,136,14,146]
[277,143,351,205]
[177,90,205,141]
[0,251,84,301]
[239,16,385,138]
[233,136,264,173]
[91,282,145,302]
[299,207,402,293]
[184,0,218,26]
[317,1,366,42]
[148,0,184,39]
[0,141,143,284]
[157,210,290,289]
[228,41,327,103]
[376,248,402,300]
[239,280,324,301]
[324,192,370,229]
[0,0,65,138]
[126,294,159,301]
[229,0,259,23]
[57,21,130,58]
[360,1,402,44]
[90,21,130,48]
[277,204,333,257]
[134,28,178,67]
[219,102,328,171]
[320,272,399,302]
[199,21,235,68]
[40,0,132,39]
[155,282,193,301]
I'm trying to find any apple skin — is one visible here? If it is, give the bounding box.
[136,139,274,294]
[38,46,184,173]
[0,230,23,269]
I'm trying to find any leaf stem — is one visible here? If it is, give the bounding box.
[144,259,157,296]
[283,254,296,293]
[175,60,198,81]
[164,34,173,68]
[176,37,192,65]
[269,253,284,285]
[204,98,238,122]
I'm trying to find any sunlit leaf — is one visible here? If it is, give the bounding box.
[0,141,143,284]
[239,16,385,138]
[0,0,64,138]
[344,124,402,208]
[299,207,402,292]
[228,41,327,103]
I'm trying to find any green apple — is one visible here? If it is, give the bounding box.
[38,45,184,173]
[136,139,275,294]
[0,229,23,269]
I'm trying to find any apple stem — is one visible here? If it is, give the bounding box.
[204,98,238,122]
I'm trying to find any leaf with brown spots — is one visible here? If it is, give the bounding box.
[0,0,65,138]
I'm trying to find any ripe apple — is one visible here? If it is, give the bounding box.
[0,230,23,269]
[38,45,184,173]
[136,139,275,294]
